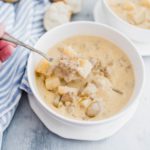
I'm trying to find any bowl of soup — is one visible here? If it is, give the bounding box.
[27,22,144,140]
[102,0,150,43]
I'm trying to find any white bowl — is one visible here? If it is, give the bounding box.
[101,0,150,43]
[27,21,144,140]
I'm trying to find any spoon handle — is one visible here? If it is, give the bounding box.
[0,33,53,62]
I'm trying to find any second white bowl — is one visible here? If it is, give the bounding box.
[102,0,150,43]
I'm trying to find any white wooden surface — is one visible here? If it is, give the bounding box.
[2,0,150,149]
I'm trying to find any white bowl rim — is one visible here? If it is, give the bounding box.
[27,21,145,126]
[102,0,150,33]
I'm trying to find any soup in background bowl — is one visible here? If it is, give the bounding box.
[102,0,150,42]
[108,0,150,30]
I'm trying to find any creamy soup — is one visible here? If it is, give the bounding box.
[108,0,150,29]
[35,36,135,121]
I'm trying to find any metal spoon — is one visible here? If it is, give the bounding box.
[0,33,54,63]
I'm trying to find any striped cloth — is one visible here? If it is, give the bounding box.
[0,0,50,149]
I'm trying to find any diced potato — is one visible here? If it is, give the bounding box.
[77,59,93,78]
[93,75,112,90]
[123,1,135,11]
[79,98,91,108]
[45,76,60,91]
[53,95,61,107]
[66,105,75,113]
[58,86,78,95]
[61,93,76,103]
[36,60,50,76]
[127,10,146,25]
[86,101,101,118]
[64,101,72,106]
[82,83,97,96]
[134,10,146,25]
[59,46,78,58]
[140,0,150,8]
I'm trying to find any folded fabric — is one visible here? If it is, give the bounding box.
[0,0,50,149]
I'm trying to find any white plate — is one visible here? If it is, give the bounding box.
[93,0,150,56]
[28,94,137,141]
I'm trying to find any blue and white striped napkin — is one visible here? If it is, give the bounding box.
[0,0,50,148]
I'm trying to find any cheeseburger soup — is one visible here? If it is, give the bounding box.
[35,36,135,121]
[108,0,150,29]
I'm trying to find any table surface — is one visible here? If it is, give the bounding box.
[2,0,150,150]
